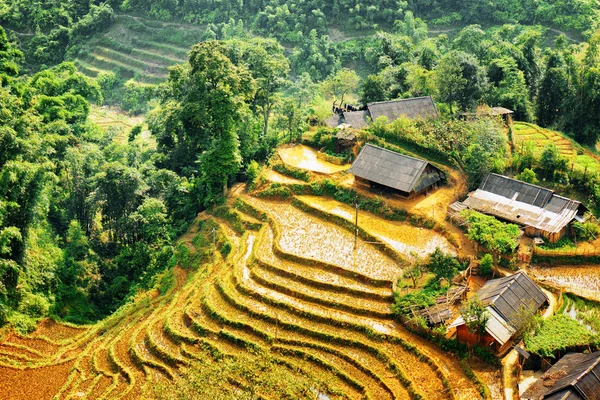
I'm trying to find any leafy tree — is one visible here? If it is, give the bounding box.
[321,68,360,107]
[226,38,289,139]
[486,56,533,121]
[461,294,489,342]
[291,30,339,81]
[539,144,568,180]
[434,51,487,113]
[150,41,255,178]
[537,52,569,127]
[516,168,537,184]
[427,248,460,280]
[461,210,521,265]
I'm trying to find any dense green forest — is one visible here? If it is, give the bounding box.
[1,0,600,331]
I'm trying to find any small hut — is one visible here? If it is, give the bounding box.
[460,106,514,126]
[521,351,600,399]
[449,271,547,354]
[348,144,445,199]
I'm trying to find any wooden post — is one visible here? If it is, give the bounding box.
[354,196,359,251]
[212,228,216,264]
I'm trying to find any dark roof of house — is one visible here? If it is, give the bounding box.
[522,352,600,400]
[477,271,547,332]
[481,173,553,208]
[368,96,438,122]
[325,114,343,128]
[462,174,585,233]
[348,144,444,193]
[342,110,369,129]
[544,351,600,400]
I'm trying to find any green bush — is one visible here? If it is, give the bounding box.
[257,183,292,199]
[479,254,493,276]
[8,313,38,334]
[246,160,260,189]
[573,221,600,242]
[0,302,7,326]
[525,314,596,358]
[19,293,50,318]
[272,163,310,181]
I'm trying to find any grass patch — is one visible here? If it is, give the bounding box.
[524,314,597,358]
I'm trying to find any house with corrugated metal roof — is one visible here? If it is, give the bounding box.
[521,351,600,400]
[325,96,438,129]
[348,143,445,199]
[448,271,547,354]
[456,173,587,243]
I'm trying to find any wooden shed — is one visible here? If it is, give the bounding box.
[348,144,445,199]
[449,271,547,354]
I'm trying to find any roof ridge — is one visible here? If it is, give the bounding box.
[487,173,557,195]
[362,143,429,165]
[366,96,433,107]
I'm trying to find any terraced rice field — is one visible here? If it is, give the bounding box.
[529,265,600,302]
[512,122,600,174]
[0,195,483,399]
[72,15,203,84]
[296,195,457,260]
[278,145,351,174]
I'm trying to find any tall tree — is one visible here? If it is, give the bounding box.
[150,41,255,177]
[537,51,569,127]
[321,68,360,107]
[434,50,487,113]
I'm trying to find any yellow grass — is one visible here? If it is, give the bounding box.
[296,195,457,260]
[246,197,402,281]
[277,145,350,174]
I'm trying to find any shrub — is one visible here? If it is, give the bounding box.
[8,313,38,334]
[525,314,595,358]
[573,221,600,242]
[272,163,310,182]
[257,184,292,199]
[0,302,7,326]
[19,293,50,318]
[479,254,493,276]
[246,160,260,189]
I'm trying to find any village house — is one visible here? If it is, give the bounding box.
[521,351,600,400]
[457,173,587,243]
[449,271,547,354]
[460,106,514,126]
[325,96,439,130]
[348,143,445,199]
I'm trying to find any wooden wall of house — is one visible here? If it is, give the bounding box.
[523,225,568,244]
[456,325,497,348]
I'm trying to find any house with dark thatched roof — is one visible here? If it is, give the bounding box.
[521,351,600,400]
[460,106,514,125]
[459,174,587,243]
[325,96,438,129]
[348,144,445,199]
[448,271,547,354]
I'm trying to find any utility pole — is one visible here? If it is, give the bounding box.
[212,227,216,264]
[354,195,359,250]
